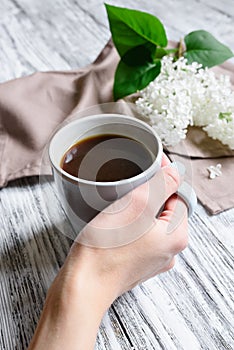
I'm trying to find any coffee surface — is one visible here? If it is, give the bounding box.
[61,134,153,182]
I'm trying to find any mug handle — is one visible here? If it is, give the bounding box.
[177,181,197,217]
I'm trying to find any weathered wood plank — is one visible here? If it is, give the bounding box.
[0,0,234,349]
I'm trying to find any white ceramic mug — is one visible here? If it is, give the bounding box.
[49,114,197,238]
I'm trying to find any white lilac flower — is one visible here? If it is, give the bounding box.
[191,69,234,127]
[204,112,234,149]
[135,55,234,149]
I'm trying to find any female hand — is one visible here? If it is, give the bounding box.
[28,154,188,350]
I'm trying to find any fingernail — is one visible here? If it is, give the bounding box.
[169,161,186,176]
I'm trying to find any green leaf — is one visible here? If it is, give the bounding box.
[105,3,167,58]
[184,30,234,68]
[113,59,161,100]
[154,47,176,59]
[121,43,156,66]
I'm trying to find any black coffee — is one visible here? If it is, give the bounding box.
[61,134,153,182]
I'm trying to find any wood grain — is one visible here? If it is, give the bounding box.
[0,1,234,349]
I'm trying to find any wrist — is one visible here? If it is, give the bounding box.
[63,243,119,310]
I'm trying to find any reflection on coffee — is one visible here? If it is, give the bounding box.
[61,134,153,182]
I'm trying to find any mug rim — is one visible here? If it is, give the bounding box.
[48,114,163,187]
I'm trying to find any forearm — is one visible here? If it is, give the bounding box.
[28,292,103,349]
[28,246,117,350]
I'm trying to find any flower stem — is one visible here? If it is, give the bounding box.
[178,38,184,58]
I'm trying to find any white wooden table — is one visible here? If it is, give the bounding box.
[0,1,234,349]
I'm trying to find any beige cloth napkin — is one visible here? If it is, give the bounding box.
[0,40,233,214]
[166,127,234,214]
